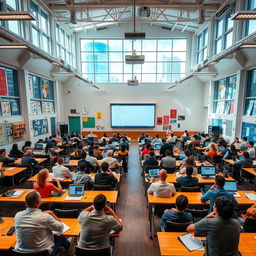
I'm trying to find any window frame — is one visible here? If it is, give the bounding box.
[196,28,208,64]
[244,68,256,116]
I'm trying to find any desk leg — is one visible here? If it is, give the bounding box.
[12,176,15,188]
[148,203,153,239]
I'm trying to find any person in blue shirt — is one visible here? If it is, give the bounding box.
[201,175,238,212]
[161,195,193,231]
[176,166,199,187]
[143,151,159,166]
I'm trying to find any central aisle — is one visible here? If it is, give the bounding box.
[115,142,160,256]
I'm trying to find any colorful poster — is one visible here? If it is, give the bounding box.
[230,101,235,114]
[170,109,177,119]
[41,79,49,99]
[32,119,48,137]
[31,100,42,115]
[0,123,6,145]
[42,101,54,114]
[170,119,177,124]
[10,99,20,115]
[83,117,88,122]
[163,115,169,125]
[0,68,8,96]
[83,117,95,128]
[178,115,185,121]
[1,100,11,116]
[96,112,102,120]
[157,117,163,125]
[27,74,33,99]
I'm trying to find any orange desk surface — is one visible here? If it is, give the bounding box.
[142,160,212,167]
[148,191,256,205]
[243,168,256,177]
[3,167,27,177]
[157,232,256,256]
[14,158,48,165]
[0,189,118,204]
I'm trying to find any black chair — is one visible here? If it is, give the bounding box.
[75,246,111,256]
[93,184,113,191]
[54,208,80,218]
[243,218,256,233]
[163,167,176,174]
[186,208,208,222]
[12,249,49,256]
[181,186,200,192]
[165,221,192,232]
[212,155,223,172]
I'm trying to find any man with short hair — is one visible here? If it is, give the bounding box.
[187,198,241,256]
[72,163,93,187]
[201,175,238,212]
[218,136,228,148]
[176,166,199,187]
[159,139,173,157]
[0,149,15,166]
[52,157,73,179]
[160,150,176,172]
[21,150,39,172]
[233,151,253,181]
[95,162,118,188]
[152,134,163,145]
[147,169,176,198]
[102,150,120,170]
[161,195,193,231]
[78,194,122,251]
[143,151,159,166]
[86,150,99,167]
[119,138,129,150]
[14,191,69,255]
[180,151,190,165]
[247,141,255,159]
[78,151,94,172]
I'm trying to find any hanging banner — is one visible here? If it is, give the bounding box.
[157,117,163,125]
[163,115,169,125]
[170,109,177,119]
[0,68,8,96]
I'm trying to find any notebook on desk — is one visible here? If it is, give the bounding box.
[178,233,205,251]
[65,184,84,201]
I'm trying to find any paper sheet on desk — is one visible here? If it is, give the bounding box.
[178,234,205,251]
[245,193,256,200]
[53,223,70,236]
[13,190,24,197]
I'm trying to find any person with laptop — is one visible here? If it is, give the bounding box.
[78,194,122,252]
[152,134,163,145]
[201,175,238,212]
[143,151,159,167]
[240,137,248,151]
[95,162,118,188]
[102,150,121,171]
[34,169,63,198]
[52,157,73,179]
[247,141,256,159]
[166,133,176,144]
[119,138,129,150]
[0,149,15,166]
[187,198,241,256]
[161,195,193,231]
[160,150,176,173]
[179,157,197,175]
[78,151,95,173]
[176,166,199,187]
[218,136,228,148]
[147,169,176,198]
[72,162,93,188]
[233,151,253,181]
[179,151,190,165]
[14,191,70,256]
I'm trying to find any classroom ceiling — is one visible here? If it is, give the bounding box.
[46,0,224,32]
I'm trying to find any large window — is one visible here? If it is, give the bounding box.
[213,75,236,115]
[244,69,256,116]
[245,0,256,36]
[214,4,235,55]
[56,24,73,65]
[0,66,21,116]
[196,29,208,64]
[30,0,50,53]
[80,39,187,83]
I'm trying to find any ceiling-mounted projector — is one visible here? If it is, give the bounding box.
[125,54,145,64]
[125,32,146,39]
[127,79,138,86]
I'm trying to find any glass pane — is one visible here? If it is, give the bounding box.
[60,29,65,45]
[246,20,256,35]
[109,52,123,62]
[133,40,142,53]
[109,63,123,73]
[216,19,223,37]
[94,40,108,51]
[8,21,19,34]
[81,52,94,62]
[61,47,65,59]
[244,99,255,116]
[124,64,132,73]
[225,31,233,49]
[55,24,59,42]
[197,34,202,51]
[9,99,20,115]
[217,79,226,100]
[109,74,123,83]
[197,52,202,64]
[133,74,141,82]
[173,39,187,51]
[32,27,39,47]
[158,40,172,51]
[81,40,93,51]
[172,52,186,61]
[30,1,38,26]
[95,74,108,83]
[133,64,141,73]
[204,30,208,47]
[157,73,171,83]
[142,62,156,73]
[94,52,108,62]
[40,11,48,33]
[82,73,94,83]
[123,40,132,51]
[42,35,49,52]
[108,40,122,51]
[157,62,171,73]
[249,0,256,9]
[226,13,233,31]
[171,73,183,82]
[216,39,222,54]
[158,52,172,61]
[6,0,17,9]
[67,35,71,50]
[203,48,207,60]
[32,75,40,99]
[141,74,156,83]
[81,62,94,73]
[171,62,186,73]
[95,63,108,73]
[142,52,156,62]
[123,73,133,82]
[142,40,157,51]
[247,69,256,97]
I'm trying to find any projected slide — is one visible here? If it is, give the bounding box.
[111,104,155,127]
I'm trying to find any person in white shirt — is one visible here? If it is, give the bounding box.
[14,191,69,256]
[247,141,256,159]
[86,150,99,167]
[231,137,241,150]
[102,150,121,170]
[100,133,110,142]
[166,133,176,144]
[147,169,176,198]
[152,134,163,145]
[240,137,248,150]
[52,157,73,179]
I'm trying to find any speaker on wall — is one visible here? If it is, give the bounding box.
[60,124,68,135]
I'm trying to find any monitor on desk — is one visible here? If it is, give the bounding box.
[224,181,237,192]
[103,151,108,159]
[205,141,210,147]
[149,169,160,177]
[68,184,84,196]
[155,144,161,150]
[35,143,43,150]
[201,166,216,177]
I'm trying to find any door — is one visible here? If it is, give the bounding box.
[68,116,81,134]
[50,117,56,136]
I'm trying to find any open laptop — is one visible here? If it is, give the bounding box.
[201,166,216,179]
[179,153,185,160]
[103,151,108,158]
[204,141,210,147]
[112,141,119,146]
[35,143,43,150]
[65,184,84,201]
[238,155,243,160]
[155,144,161,150]
[149,169,160,178]
[224,181,240,197]
[64,156,70,164]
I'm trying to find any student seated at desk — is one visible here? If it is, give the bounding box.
[34,168,63,198]
[206,138,217,151]
[147,169,176,198]
[161,195,193,231]
[176,166,199,187]
[14,191,69,256]
[206,143,220,158]
[52,157,73,179]
[0,149,15,166]
[86,150,99,167]
[187,198,241,256]
[218,136,228,148]
[119,138,129,150]
[231,137,241,150]
[143,151,159,166]
[187,135,201,150]
[240,137,248,151]
[141,143,151,159]
[99,138,107,147]
[238,203,256,226]
[100,133,110,142]
[152,134,163,145]
[21,150,39,172]
[160,150,176,173]
[160,139,173,157]
[78,151,95,173]
[93,145,103,159]
[9,143,23,158]
[95,162,118,188]
[247,141,255,159]
[233,151,253,181]
[105,139,116,151]
[139,133,146,143]
[22,141,32,153]
[180,150,190,165]
[179,157,197,175]
[118,145,129,173]
[78,194,122,252]
[72,162,93,187]
[102,150,120,171]
[74,144,84,157]
[166,133,176,144]
[201,175,238,213]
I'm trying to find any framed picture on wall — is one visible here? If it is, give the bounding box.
[10,99,20,115]
[1,100,11,116]
[31,100,42,115]
[41,79,49,99]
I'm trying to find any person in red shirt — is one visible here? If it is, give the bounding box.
[34,168,62,198]
[207,143,219,158]
[141,144,151,159]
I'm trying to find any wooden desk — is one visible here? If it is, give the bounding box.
[141,160,212,168]
[243,168,256,176]
[14,158,48,165]
[51,148,64,154]
[224,159,256,167]
[3,167,27,187]
[64,159,102,167]
[32,150,44,155]
[157,232,256,256]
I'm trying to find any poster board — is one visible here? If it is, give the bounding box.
[32,119,48,137]
[0,123,13,145]
[0,123,6,145]
[31,100,42,115]
[1,100,11,116]
[83,117,95,128]
[42,101,54,114]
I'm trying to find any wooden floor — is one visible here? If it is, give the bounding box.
[114,142,160,256]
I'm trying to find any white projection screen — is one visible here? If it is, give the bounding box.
[111,104,156,128]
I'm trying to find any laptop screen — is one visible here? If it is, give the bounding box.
[103,151,108,158]
[201,166,216,176]
[69,185,84,196]
[35,143,43,150]
[112,141,119,146]
[149,169,160,177]
[179,153,185,160]
[155,144,161,150]
[64,157,70,164]
[238,155,243,160]
[205,141,210,147]
[224,181,237,192]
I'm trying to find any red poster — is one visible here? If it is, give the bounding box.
[230,102,235,114]
[170,109,177,119]
[163,115,169,125]
[0,68,8,96]
[157,117,163,125]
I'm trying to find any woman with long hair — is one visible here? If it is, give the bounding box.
[22,141,32,152]
[33,168,62,198]
[179,157,197,175]
[207,143,219,158]
[10,143,23,158]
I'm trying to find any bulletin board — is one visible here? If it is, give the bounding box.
[0,123,13,145]
[83,117,95,128]
[32,119,48,137]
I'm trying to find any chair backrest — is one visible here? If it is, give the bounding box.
[12,249,49,256]
[181,186,200,192]
[75,246,111,256]
[186,208,209,218]
[213,155,223,164]
[165,221,192,232]
[243,218,256,233]
[93,184,112,191]
[54,208,80,218]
